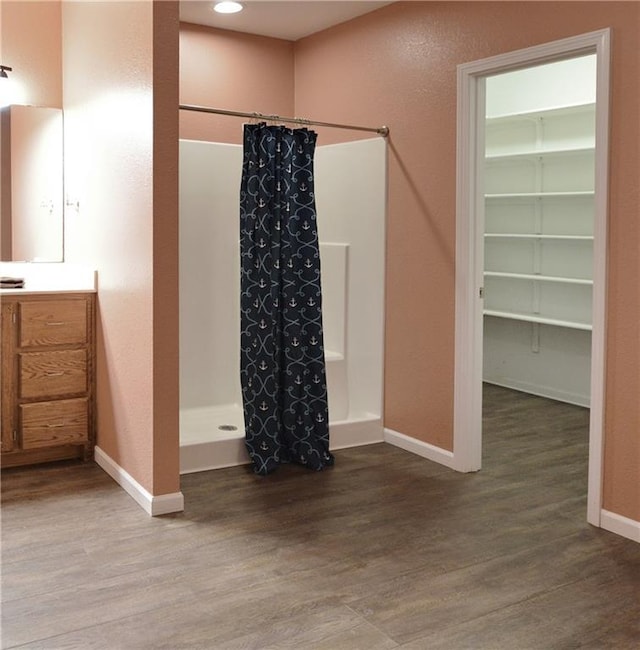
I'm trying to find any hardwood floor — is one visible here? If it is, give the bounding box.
[2,384,639,649]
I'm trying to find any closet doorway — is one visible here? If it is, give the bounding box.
[453,30,611,527]
[483,55,596,406]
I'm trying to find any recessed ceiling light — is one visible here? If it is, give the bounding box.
[213,1,243,14]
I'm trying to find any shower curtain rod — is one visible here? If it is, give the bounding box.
[179,104,389,137]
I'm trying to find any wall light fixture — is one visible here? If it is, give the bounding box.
[0,65,14,108]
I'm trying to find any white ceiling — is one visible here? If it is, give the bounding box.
[179,1,395,41]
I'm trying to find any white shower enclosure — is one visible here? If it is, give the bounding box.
[179,137,386,473]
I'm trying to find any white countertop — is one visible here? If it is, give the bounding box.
[0,262,97,295]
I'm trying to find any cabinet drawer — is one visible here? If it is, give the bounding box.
[19,300,87,347]
[20,398,88,449]
[19,349,87,399]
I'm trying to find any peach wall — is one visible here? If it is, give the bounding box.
[0,0,62,107]
[62,0,179,496]
[152,1,180,494]
[180,23,294,144]
[294,2,640,521]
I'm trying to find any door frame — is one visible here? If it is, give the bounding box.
[453,29,611,527]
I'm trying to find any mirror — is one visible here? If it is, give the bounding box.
[1,105,64,262]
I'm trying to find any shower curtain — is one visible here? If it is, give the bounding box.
[240,123,334,475]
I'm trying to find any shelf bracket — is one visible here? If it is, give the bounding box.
[531,323,540,353]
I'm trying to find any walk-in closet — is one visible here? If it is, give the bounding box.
[483,54,596,409]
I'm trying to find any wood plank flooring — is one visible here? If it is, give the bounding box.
[2,384,639,648]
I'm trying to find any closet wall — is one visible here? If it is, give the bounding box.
[482,55,597,406]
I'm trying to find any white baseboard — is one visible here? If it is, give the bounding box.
[600,509,640,543]
[384,428,457,469]
[483,379,590,408]
[94,446,184,516]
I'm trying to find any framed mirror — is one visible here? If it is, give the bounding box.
[1,105,63,262]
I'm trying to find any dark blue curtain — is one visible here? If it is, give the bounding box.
[240,123,334,475]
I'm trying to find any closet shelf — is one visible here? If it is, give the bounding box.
[485,146,594,162]
[484,271,593,285]
[484,234,594,241]
[483,65,596,402]
[485,101,596,124]
[485,191,594,199]
[483,309,592,331]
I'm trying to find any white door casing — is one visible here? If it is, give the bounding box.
[453,29,611,527]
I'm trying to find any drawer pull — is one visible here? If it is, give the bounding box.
[45,321,66,326]
[46,423,66,428]
[46,371,65,377]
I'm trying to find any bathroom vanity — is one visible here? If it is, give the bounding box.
[1,284,96,468]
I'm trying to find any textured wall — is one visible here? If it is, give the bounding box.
[0,0,62,107]
[152,1,180,495]
[63,0,179,496]
[294,1,640,522]
[179,23,294,144]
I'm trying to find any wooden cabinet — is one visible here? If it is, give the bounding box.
[1,293,95,467]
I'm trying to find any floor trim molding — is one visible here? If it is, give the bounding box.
[94,446,184,516]
[384,428,456,469]
[600,509,640,543]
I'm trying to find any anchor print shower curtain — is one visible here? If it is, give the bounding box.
[239,123,334,475]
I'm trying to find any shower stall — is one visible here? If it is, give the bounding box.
[179,136,386,473]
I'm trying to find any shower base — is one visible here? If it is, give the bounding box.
[179,403,383,474]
